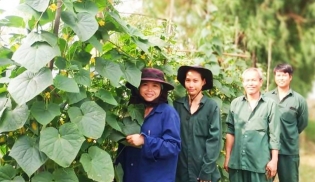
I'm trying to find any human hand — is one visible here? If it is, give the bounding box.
[126,134,144,147]
[265,159,277,179]
[223,156,230,172]
[197,178,211,182]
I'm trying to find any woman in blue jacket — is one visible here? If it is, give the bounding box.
[116,68,181,182]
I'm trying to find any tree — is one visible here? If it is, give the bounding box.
[212,0,315,95]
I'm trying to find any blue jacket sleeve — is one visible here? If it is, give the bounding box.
[141,108,181,160]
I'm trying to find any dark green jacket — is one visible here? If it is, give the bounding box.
[174,96,221,182]
[226,95,280,173]
[265,89,308,155]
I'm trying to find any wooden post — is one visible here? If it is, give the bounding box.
[266,39,273,91]
[167,0,174,35]
[234,16,239,46]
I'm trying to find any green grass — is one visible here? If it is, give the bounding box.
[305,120,315,143]
[300,163,315,182]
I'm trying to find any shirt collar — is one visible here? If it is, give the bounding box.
[241,93,266,102]
[271,88,293,96]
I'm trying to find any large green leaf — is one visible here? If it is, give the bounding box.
[0,165,16,181]
[0,47,13,58]
[95,57,123,87]
[108,12,144,37]
[127,104,144,125]
[9,136,48,177]
[11,42,61,73]
[80,146,114,182]
[25,0,50,12]
[53,168,79,182]
[106,113,122,132]
[0,104,29,133]
[0,94,11,118]
[54,57,67,69]
[66,87,87,105]
[0,165,25,182]
[95,89,118,106]
[131,36,150,55]
[31,171,53,182]
[54,75,79,93]
[30,101,61,126]
[115,163,124,182]
[213,79,222,89]
[7,68,53,105]
[108,130,126,143]
[61,11,98,41]
[205,63,221,76]
[68,101,106,139]
[39,123,85,167]
[74,51,91,65]
[0,58,13,66]
[108,12,155,54]
[74,1,98,16]
[0,16,24,28]
[121,62,141,88]
[24,31,58,47]
[88,36,103,53]
[121,117,141,135]
[74,69,91,86]
[62,0,74,13]
[31,169,79,182]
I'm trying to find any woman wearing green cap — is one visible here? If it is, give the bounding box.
[174,66,221,182]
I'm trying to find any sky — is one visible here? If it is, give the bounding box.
[0,0,19,17]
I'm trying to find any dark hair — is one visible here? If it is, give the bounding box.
[127,81,168,106]
[273,63,293,75]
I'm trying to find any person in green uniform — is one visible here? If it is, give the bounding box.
[174,65,221,182]
[264,63,308,182]
[224,68,281,182]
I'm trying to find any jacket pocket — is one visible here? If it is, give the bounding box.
[281,107,297,124]
[194,119,209,137]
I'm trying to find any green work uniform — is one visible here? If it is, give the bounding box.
[265,89,308,182]
[226,95,280,182]
[174,96,221,182]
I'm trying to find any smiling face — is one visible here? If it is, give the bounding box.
[184,69,206,96]
[139,81,162,102]
[242,69,263,96]
[274,71,292,89]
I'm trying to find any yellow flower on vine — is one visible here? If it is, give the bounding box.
[140,54,146,59]
[31,121,38,131]
[60,70,67,76]
[14,44,20,50]
[90,57,95,65]
[90,72,95,78]
[19,127,26,134]
[77,0,82,2]
[59,118,65,125]
[44,92,51,101]
[49,3,58,12]
[62,34,69,40]
[98,20,105,26]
